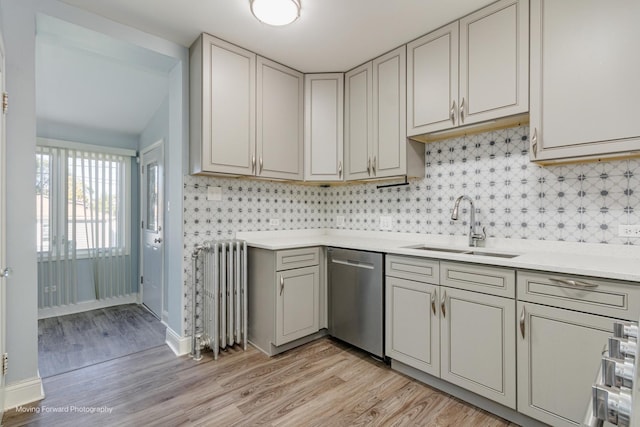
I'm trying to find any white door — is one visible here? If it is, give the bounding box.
[141,142,164,319]
[0,36,7,418]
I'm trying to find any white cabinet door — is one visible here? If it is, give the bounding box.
[193,34,256,175]
[385,277,439,377]
[256,57,304,180]
[440,287,516,409]
[407,22,459,136]
[275,266,320,346]
[304,73,344,182]
[459,0,528,126]
[344,62,373,180]
[372,46,407,179]
[517,301,611,427]
[530,0,640,162]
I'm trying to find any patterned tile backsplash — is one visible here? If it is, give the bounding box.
[182,125,639,333]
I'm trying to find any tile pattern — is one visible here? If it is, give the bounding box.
[182,125,639,334]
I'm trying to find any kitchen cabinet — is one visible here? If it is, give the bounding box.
[385,256,516,409]
[304,73,344,182]
[257,57,304,180]
[190,34,256,175]
[440,286,516,409]
[516,270,640,426]
[407,0,528,136]
[248,247,323,356]
[190,34,304,179]
[345,46,424,181]
[529,0,640,163]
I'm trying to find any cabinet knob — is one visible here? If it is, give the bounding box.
[259,157,263,174]
[367,157,371,176]
[531,128,538,158]
[431,291,436,316]
[459,97,465,124]
[338,161,342,178]
[519,306,526,338]
[372,156,376,176]
[440,290,446,318]
[279,275,284,295]
[251,155,256,173]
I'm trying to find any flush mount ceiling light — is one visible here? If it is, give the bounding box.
[250,0,301,26]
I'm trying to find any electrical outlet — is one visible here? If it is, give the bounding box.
[269,218,280,226]
[618,224,640,237]
[379,216,393,231]
[336,216,345,227]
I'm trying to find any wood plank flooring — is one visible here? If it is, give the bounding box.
[38,304,166,378]
[5,338,519,426]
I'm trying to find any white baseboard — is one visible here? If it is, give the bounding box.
[4,376,45,410]
[38,294,139,319]
[165,326,191,356]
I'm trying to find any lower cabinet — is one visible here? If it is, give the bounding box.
[441,287,516,409]
[385,256,517,409]
[516,301,611,427]
[386,276,439,376]
[248,246,323,356]
[275,266,319,346]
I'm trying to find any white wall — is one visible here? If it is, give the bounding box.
[0,0,188,394]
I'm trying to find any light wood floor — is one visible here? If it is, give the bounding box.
[5,338,518,426]
[38,304,166,378]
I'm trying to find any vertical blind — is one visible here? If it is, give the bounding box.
[36,143,133,308]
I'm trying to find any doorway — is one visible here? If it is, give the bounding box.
[140,141,164,319]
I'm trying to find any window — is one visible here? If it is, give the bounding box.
[36,144,132,257]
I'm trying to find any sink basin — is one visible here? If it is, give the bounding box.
[465,251,519,259]
[403,245,519,259]
[403,245,469,254]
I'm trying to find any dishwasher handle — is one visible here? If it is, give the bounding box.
[330,258,375,270]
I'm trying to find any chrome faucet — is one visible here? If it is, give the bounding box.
[451,195,486,247]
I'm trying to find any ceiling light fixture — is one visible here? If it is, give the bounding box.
[250,0,301,26]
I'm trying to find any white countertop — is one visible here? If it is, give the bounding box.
[236,229,640,283]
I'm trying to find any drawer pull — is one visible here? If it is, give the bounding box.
[280,275,284,295]
[548,277,598,289]
[431,291,436,316]
[441,290,446,318]
[519,306,525,338]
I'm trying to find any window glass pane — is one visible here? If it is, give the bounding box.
[36,151,51,252]
[146,162,159,232]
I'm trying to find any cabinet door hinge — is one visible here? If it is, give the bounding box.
[2,92,8,114]
[2,353,8,375]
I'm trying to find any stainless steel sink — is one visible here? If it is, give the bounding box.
[403,245,519,259]
[465,251,519,259]
[403,245,469,254]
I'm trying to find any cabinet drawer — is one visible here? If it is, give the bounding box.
[276,247,320,271]
[386,255,439,284]
[441,261,515,298]
[517,270,640,321]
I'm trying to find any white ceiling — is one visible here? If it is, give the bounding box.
[36,15,175,137]
[59,0,496,73]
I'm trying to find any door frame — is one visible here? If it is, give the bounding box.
[0,28,6,416]
[139,140,165,320]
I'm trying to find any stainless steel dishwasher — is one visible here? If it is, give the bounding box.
[327,247,384,358]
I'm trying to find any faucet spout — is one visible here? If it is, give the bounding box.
[451,195,486,247]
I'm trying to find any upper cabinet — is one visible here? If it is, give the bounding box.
[304,73,344,182]
[257,57,304,180]
[407,0,529,136]
[190,34,256,176]
[345,46,424,181]
[529,0,640,163]
[190,34,303,179]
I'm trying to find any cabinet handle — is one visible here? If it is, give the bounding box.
[548,277,598,289]
[251,155,256,173]
[259,157,263,174]
[372,156,376,175]
[520,306,526,339]
[460,97,465,124]
[450,100,456,125]
[431,291,436,316]
[367,157,371,176]
[440,290,446,318]
[338,161,342,178]
[531,128,538,158]
[279,275,284,295]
